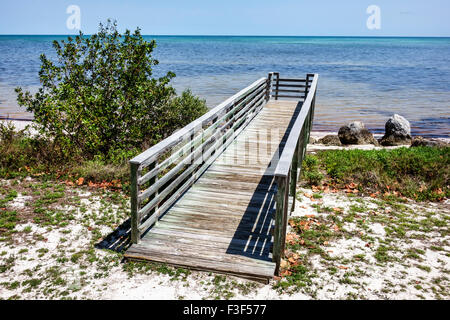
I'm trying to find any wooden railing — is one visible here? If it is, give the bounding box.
[129,71,319,272]
[268,72,314,100]
[271,73,318,274]
[129,77,268,243]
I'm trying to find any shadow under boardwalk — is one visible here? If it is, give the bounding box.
[124,100,302,283]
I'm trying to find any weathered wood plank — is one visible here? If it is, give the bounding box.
[140,233,272,261]
[149,225,272,248]
[124,249,275,282]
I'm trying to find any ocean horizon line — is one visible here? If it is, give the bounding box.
[1,34,450,39]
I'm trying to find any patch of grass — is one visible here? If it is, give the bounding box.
[404,248,425,261]
[0,210,18,231]
[1,280,20,290]
[23,226,32,233]
[301,155,324,186]
[273,263,315,294]
[0,255,16,273]
[21,278,43,290]
[287,216,335,256]
[375,245,394,263]
[71,160,129,185]
[301,147,449,201]
[416,265,432,272]
[0,189,18,206]
[352,254,366,262]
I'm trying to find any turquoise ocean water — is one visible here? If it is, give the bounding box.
[0,35,449,137]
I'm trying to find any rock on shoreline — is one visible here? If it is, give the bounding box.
[311,115,449,148]
[379,114,412,146]
[338,121,378,145]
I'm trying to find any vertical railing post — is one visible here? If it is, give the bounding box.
[266,73,273,101]
[130,162,140,244]
[274,72,280,100]
[297,126,306,182]
[290,141,299,211]
[273,170,290,275]
[281,169,290,255]
[190,130,195,174]
[273,175,284,275]
[304,74,311,100]
[149,161,158,219]
[309,91,317,137]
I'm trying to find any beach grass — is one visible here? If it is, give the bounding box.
[301,147,449,201]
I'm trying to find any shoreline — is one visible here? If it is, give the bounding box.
[2,119,450,143]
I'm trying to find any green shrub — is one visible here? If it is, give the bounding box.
[15,20,207,160]
[301,155,324,185]
[0,121,63,172]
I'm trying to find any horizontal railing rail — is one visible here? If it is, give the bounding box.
[269,72,313,100]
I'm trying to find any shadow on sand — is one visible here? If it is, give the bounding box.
[95,218,132,253]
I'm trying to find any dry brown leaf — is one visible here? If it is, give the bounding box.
[280,259,289,270]
[280,270,292,277]
[76,177,84,186]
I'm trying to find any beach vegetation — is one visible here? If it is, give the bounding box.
[13,20,207,163]
[1,20,207,187]
[301,147,449,201]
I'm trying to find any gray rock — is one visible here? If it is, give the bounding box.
[411,136,449,148]
[385,114,411,137]
[380,114,412,146]
[318,134,342,146]
[379,135,412,146]
[338,121,378,145]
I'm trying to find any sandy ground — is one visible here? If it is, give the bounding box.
[1,175,448,300]
[0,119,33,131]
[0,119,448,299]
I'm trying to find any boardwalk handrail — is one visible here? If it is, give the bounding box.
[268,72,313,100]
[129,77,269,243]
[274,74,318,177]
[271,73,318,274]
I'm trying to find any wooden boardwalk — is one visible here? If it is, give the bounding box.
[124,73,318,282]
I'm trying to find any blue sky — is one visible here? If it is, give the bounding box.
[1,0,449,36]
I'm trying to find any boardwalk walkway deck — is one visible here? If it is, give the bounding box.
[124,73,318,282]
